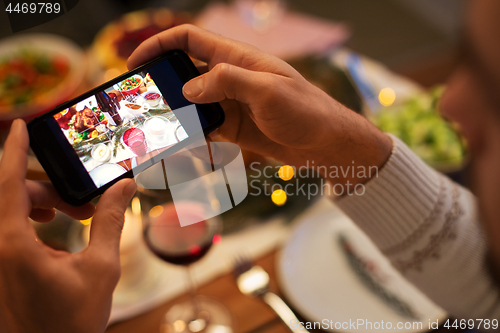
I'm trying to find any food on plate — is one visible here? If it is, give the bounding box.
[0,49,70,111]
[374,88,466,168]
[144,73,160,88]
[54,109,72,130]
[119,75,142,95]
[120,76,141,91]
[144,73,154,86]
[74,107,100,133]
[92,9,191,73]
[125,103,141,110]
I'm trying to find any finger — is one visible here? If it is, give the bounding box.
[86,179,137,260]
[182,63,278,105]
[0,119,29,184]
[127,24,290,77]
[128,24,225,69]
[30,208,56,223]
[0,119,31,220]
[26,180,95,220]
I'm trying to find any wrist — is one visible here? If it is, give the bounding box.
[308,113,393,187]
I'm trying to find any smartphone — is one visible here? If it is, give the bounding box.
[28,50,224,206]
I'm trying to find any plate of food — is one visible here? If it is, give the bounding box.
[91,9,191,75]
[0,33,86,124]
[373,88,466,171]
[118,74,143,96]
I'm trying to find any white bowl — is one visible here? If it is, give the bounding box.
[91,143,111,163]
[141,91,162,107]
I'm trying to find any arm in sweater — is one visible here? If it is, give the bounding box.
[336,135,500,321]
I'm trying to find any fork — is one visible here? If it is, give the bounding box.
[233,255,310,333]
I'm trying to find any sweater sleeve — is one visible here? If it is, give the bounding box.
[335,134,500,322]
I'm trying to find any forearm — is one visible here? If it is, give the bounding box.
[335,135,500,322]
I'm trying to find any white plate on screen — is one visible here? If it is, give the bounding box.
[89,163,127,188]
[277,205,447,332]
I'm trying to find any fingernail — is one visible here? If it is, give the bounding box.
[183,77,204,97]
[123,180,137,200]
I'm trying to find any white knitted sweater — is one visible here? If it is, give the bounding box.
[336,135,500,321]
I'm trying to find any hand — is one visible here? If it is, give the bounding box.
[0,119,137,333]
[128,24,392,185]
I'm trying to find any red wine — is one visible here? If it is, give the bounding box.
[144,229,213,266]
[143,202,219,266]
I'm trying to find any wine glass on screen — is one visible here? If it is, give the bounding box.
[136,149,233,333]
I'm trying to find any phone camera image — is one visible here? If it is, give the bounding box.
[52,70,189,188]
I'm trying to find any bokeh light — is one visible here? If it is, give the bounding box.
[149,205,164,218]
[271,189,287,206]
[278,165,294,181]
[131,197,141,215]
[378,87,396,107]
[213,234,222,244]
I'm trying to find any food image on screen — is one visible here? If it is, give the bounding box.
[52,71,190,188]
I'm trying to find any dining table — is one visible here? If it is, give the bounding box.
[106,251,289,333]
[102,251,462,333]
[107,250,462,333]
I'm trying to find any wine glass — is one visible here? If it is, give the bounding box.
[136,150,233,333]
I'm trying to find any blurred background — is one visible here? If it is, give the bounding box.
[0,0,465,84]
[0,1,470,332]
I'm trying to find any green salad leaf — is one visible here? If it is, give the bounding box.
[374,87,466,169]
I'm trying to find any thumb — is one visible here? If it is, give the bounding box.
[183,63,274,105]
[87,179,137,259]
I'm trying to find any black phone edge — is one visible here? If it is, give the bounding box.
[28,50,225,206]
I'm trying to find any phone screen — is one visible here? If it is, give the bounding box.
[44,57,208,189]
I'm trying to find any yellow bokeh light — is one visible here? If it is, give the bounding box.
[271,189,287,206]
[278,165,295,181]
[172,320,186,332]
[131,197,141,215]
[80,218,92,226]
[149,205,164,218]
[378,87,396,107]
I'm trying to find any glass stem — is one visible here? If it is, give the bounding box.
[186,265,199,319]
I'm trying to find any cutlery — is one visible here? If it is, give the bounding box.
[338,234,419,319]
[233,255,310,333]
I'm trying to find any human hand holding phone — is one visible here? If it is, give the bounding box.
[129,24,393,186]
[0,120,136,333]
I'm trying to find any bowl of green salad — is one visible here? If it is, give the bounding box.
[373,87,467,172]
